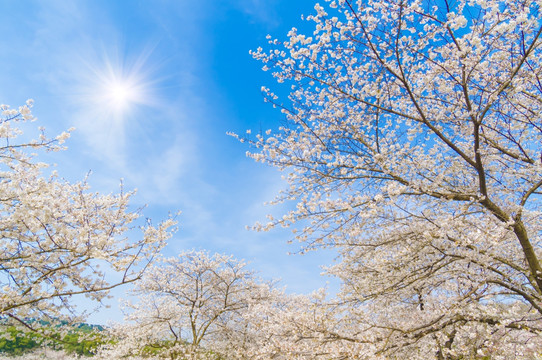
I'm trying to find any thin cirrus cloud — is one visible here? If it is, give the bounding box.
[24,1,210,200]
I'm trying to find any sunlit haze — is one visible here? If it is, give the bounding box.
[106,80,137,110]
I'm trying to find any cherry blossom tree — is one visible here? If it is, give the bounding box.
[237,0,542,358]
[230,289,375,360]
[102,251,276,359]
[0,101,175,328]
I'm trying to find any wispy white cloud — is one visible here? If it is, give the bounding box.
[11,0,212,198]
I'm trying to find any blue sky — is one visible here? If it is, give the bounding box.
[0,0,336,323]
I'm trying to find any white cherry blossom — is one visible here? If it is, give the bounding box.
[238,0,542,357]
[0,101,175,329]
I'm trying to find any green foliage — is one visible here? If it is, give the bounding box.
[0,326,41,355]
[59,330,107,356]
[0,323,109,357]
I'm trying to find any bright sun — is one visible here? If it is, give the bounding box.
[76,49,155,122]
[107,81,137,110]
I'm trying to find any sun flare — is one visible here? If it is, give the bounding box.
[77,50,155,121]
[106,80,138,110]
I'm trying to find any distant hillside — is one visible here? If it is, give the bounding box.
[0,321,108,357]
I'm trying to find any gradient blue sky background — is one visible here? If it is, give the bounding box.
[0,1,336,324]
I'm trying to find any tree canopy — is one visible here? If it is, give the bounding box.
[0,101,175,327]
[234,0,542,357]
[100,251,278,359]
